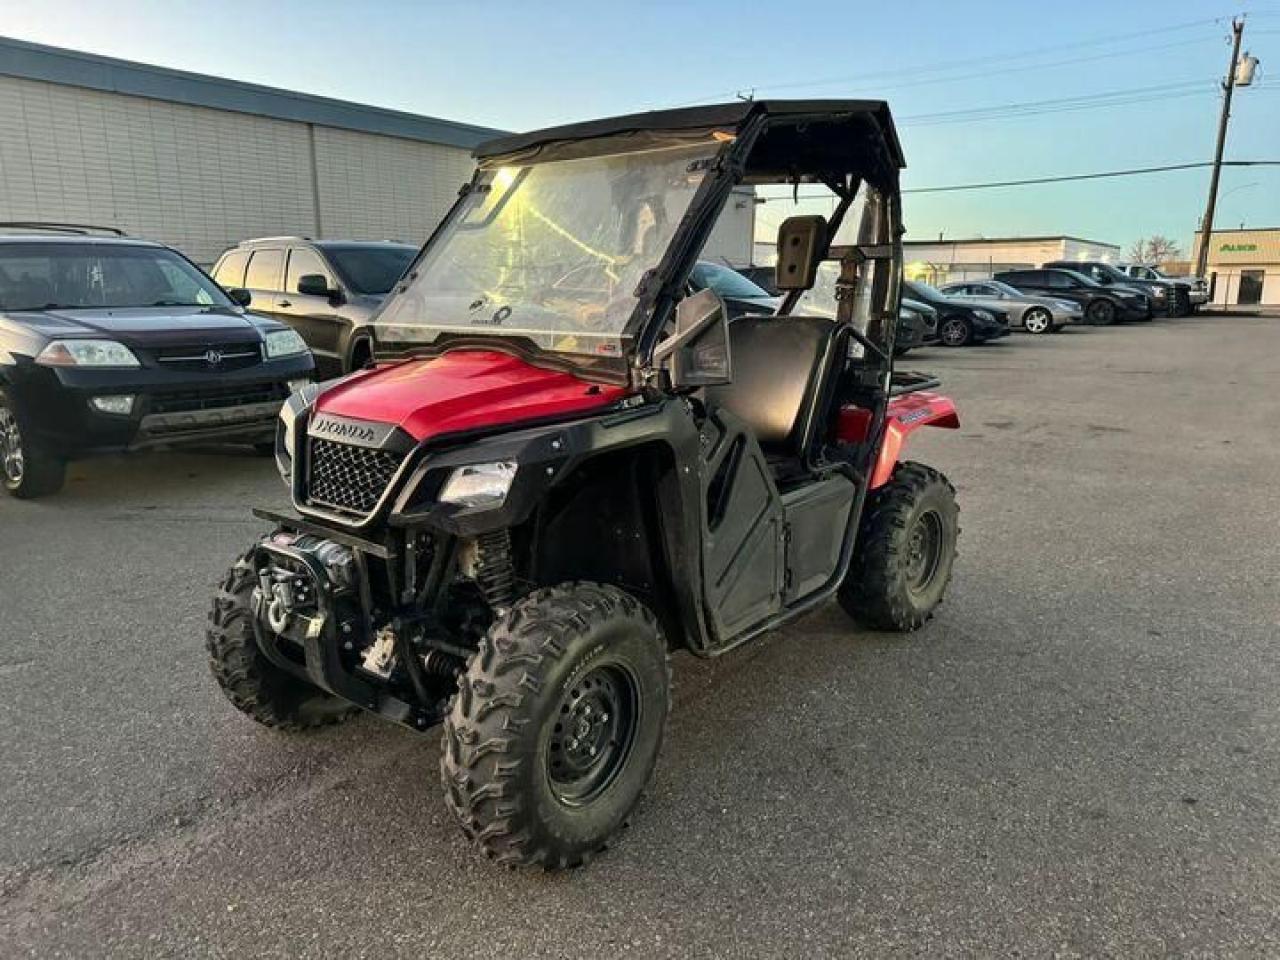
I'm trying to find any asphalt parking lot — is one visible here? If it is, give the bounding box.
[3,313,1279,957]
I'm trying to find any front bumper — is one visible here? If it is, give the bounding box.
[1050,306,1083,326]
[1118,299,1152,321]
[972,318,1011,341]
[7,353,314,457]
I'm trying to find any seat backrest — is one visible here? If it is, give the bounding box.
[704,316,843,458]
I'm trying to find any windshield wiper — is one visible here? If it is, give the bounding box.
[149,300,211,307]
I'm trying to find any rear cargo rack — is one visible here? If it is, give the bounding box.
[889,370,941,396]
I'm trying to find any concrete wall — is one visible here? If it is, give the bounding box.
[0,75,475,264]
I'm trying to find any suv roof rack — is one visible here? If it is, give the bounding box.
[0,222,128,236]
[240,235,312,244]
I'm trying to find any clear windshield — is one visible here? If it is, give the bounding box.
[689,261,772,300]
[374,142,718,359]
[0,242,231,311]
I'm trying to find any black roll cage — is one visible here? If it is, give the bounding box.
[377,100,905,390]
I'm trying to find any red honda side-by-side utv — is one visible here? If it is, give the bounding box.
[206,100,961,868]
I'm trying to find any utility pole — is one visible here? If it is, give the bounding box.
[1195,17,1245,278]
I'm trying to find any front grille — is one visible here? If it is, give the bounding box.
[150,382,289,415]
[151,341,262,372]
[306,438,405,516]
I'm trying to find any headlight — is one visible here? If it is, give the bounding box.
[1152,287,1167,299]
[439,461,517,508]
[973,309,993,321]
[36,339,140,368]
[263,329,308,359]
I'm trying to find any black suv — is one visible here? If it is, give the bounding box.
[995,268,1151,325]
[0,227,314,498]
[1042,259,1189,317]
[902,279,1010,346]
[212,238,417,377]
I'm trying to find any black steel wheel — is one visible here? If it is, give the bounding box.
[547,663,640,806]
[1022,307,1053,334]
[0,388,66,499]
[939,316,972,347]
[839,461,959,631]
[442,582,670,869]
[1087,298,1117,325]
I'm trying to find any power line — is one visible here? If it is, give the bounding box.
[898,79,1215,127]
[660,16,1224,107]
[755,160,1280,202]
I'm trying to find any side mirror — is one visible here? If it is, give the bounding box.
[297,274,335,298]
[654,288,731,388]
[226,287,252,307]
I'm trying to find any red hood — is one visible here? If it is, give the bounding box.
[313,350,630,442]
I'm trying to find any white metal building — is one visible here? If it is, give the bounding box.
[0,36,756,269]
[902,235,1122,284]
[0,37,505,265]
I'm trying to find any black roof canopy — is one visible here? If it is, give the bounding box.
[474,100,905,183]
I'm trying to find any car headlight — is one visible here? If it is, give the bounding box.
[973,309,994,321]
[1152,287,1167,299]
[439,461,517,508]
[36,339,140,368]
[263,328,308,359]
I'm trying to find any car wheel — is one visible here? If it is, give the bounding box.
[442,582,670,869]
[939,317,972,347]
[1022,307,1053,334]
[1086,299,1117,325]
[0,388,66,499]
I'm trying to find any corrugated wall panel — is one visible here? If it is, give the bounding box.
[0,75,474,265]
[312,126,473,245]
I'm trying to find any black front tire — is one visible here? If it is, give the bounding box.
[1087,299,1117,325]
[0,388,66,499]
[441,582,670,869]
[206,550,355,730]
[939,317,972,347]
[839,462,959,631]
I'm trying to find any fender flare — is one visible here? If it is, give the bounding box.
[837,391,960,490]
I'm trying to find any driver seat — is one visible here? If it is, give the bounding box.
[704,315,846,476]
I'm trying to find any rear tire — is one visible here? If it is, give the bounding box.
[1087,299,1117,325]
[1022,307,1053,334]
[839,462,959,631]
[0,388,66,499]
[441,582,670,869]
[206,550,355,730]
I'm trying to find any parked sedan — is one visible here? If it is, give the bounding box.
[896,296,939,355]
[939,279,1081,334]
[902,280,1010,346]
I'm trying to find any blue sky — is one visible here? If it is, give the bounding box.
[2,0,1277,254]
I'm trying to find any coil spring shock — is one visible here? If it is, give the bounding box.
[474,529,516,614]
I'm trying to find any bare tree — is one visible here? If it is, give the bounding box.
[1127,235,1184,263]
